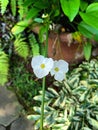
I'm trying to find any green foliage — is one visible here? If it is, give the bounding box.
[0,51,9,85]
[28,33,40,56]
[10,58,41,112]
[60,0,80,22]
[14,34,29,59]
[11,20,30,35]
[28,59,98,130]
[78,21,98,40]
[83,42,92,61]
[0,0,27,18]
[0,0,9,14]
[10,0,16,16]
[79,3,98,29]
[18,0,28,20]
[80,0,88,11]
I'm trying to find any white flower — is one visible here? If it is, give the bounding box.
[31,55,53,78]
[50,60,69,81]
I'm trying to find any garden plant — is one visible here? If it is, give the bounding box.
[0,0,98,130]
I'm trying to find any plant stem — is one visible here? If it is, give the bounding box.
[45,23,49,57]
[40,77,46,130]
[40,23,49,130]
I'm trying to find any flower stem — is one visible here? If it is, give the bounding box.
[40,24,49,130]
[45,23,49,57]
[40,77,46,130]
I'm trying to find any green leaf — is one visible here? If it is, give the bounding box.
[82,127,92,130]
[33,107,41,114]
[53,97,60,107]
[86,3,98,12]
[18,0,28,20]
[80,0,88,11]
[78,21,98,40]
[79,3,98,29]
[33,95,42,101]
[45,113,56,126]
[39,25,47,55]
[29,34,40,56]
[48,88,59,97]
[87,117,98,129]
[34,18,43,23]
[26,7,40,20]
[23,0,35,7]
[0,51,9,85]
[0,0,9,14]
[34,0,49,10]
[14,34,29,59]
[11,20,30,35]
[10,0,16,16]
[27,114,40,121]
[60,0,80,22]
[83,42,92,61]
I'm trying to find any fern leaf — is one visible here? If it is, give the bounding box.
[0,0,9,14]
[29,34,40,56]
[10,0,16,16]
[18,0,28,19]
[0,51,9,85]
[14,34,29,59]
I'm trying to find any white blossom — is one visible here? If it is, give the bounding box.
[31,55,53,78]
[50,60,69,81]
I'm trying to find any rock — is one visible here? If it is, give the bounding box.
[0,125,6,130]
[10,116,34,130]
[0,86,23,126]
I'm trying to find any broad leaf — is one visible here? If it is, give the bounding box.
[86,3,98,12]
[60,0,80,22]
[79,3,98,29]
[11,20,30,35]
[78,21,98,40]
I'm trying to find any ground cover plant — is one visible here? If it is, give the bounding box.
[28,58,98,130]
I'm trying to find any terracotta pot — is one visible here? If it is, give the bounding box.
[48,31,84,64]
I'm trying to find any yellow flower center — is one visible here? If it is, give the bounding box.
[54,67,59,72]
[40,63,45,69]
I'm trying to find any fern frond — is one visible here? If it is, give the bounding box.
[14,34,29,59]
[0,0,9,15]
[29,34,40,56]
[18,0,28,19]
[10,0,16,16]
[0,51,9,85]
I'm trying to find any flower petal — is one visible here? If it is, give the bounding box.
[54,72,65,81]
[45,58,54,71]
[50,60,58,76]
[31,55,45,69]
[56,60,69,73]
[34,68,49,78]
